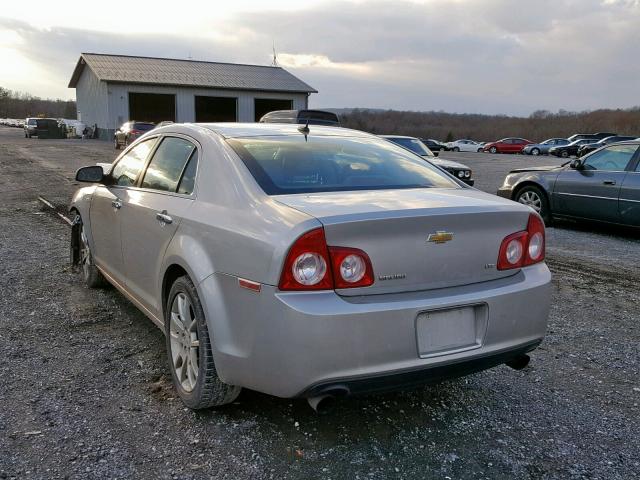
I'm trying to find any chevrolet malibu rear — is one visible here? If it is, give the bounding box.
[70,123,551,409]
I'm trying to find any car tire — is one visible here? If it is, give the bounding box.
[114,138,120,150]
[531,148,540,156]
[560,151,569,158]
[477,148,483,152]
[74,218,107,288]
[452,147,460,152]
[515,185,551,225]
[489,146,498,154]
[166,276,241,409]
[24,132,28,138]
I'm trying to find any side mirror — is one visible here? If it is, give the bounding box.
[433,151,440,157]
[76,165,105,183]
[570,159,583,170]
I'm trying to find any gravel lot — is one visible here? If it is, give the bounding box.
[1,127,639,479]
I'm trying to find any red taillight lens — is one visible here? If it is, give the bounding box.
[279,228,332,291]
[497,214,545,270]
[328,246,374,289]
[497,231,527,270]
[524,213,545,265]
[279,229,375,291]
[130,129,141,135]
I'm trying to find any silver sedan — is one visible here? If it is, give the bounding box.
[70,123,551,409]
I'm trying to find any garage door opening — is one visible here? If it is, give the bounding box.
[128,93,176,124]
[195,96,237,122]
[254,98,293,122]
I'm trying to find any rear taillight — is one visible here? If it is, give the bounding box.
[279,228,332,291]
[279,228,374,291]
[130,129,141,135]
[328,246,374,289]
[497,214,545,270]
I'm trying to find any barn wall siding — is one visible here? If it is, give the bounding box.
[75,67,108,136]
[76,75,310,141]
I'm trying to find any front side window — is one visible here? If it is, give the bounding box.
[583,144,638,171]
[111,138,157,186]
[141,137,197,192]
[228,135,459,195]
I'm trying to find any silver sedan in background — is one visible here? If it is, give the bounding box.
[70,123,551,409]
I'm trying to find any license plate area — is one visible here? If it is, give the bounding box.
[415,304,488,358]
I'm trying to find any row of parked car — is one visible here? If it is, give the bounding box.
[440,132,639,158]
[1,118,25,128]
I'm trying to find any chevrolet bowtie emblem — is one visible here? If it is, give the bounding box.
[427,231,454,244]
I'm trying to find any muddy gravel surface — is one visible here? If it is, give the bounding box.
[1,127,639,479]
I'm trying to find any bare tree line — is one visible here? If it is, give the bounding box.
[0,87,77,120]
[340,108,640,142]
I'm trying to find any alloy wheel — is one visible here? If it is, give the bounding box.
[169,293,200,392]
[531,148,540,156]
[518,191,542,213]
[79,226,92,280]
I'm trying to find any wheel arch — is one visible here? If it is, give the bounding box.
[512,181,549,202]
[161,263,190,318]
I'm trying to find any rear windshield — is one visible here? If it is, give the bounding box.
[387,137,434,157]
[27,119,37,125]
[298,111,339,122]
[134,123,155,131]
[227,135,458,195]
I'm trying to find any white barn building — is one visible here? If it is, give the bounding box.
[68,53,317,140]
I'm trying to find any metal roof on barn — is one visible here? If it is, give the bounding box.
[68,53,317,93]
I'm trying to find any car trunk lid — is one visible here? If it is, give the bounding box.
[275,188,531,296]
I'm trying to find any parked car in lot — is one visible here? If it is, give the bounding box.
[522,138,570,156]
[548,138,595,158]
[576,135,638,157]
[483,138,533,154]
[24,118,38,138]
[420,138,446,152]
[70,123,550,409]
[259,109,340,126]
[114,121,155,149]
[567,132,617,142]
[498,141,640,226]
[382,135,474,185]
[446,139,484,152]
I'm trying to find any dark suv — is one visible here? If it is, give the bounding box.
[114,121,155,149]
[259,109,340,126]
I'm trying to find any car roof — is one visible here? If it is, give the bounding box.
[381,135,416,140]
[197,122,372,139]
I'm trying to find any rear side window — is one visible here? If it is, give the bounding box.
[111,138,157,186]
[177,151,198,195]
[141,137,196,192]
[584,144,638,171]
[228,135,458,195]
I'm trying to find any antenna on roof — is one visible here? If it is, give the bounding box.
[272,41,278,67]
[298,120,310,141]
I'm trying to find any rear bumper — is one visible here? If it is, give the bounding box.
[200,263,551,398]
[300,339,540,397]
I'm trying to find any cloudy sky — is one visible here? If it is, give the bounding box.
[0,0,638,115]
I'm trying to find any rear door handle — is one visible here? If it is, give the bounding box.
[111,199,122,209]
[156,210,173,225]
[603,180,616,185]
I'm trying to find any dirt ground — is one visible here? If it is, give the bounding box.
[0,127,639,479]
